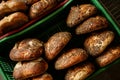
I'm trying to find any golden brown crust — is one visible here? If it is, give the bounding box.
[84,30,114,57]
[32,73,53,80]
[75,16,108,35]
[45,32,72,60]
[0,1,27,19]
[0,12,29,36]
[13,58,48,80]
[9,38,44,61]
[8,0,39,5]
[66,4,97,27]
[65,62,95,80]
[29,0,57,19]
[55,48,88,70]
[96,46,120,67]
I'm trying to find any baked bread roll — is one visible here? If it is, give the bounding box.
[76,16,108,35]
[0,12,28,36]
[10,38,44,61]
[13,58,48,80]
[29,0,57,19]
[96,45,120,67]
[65,62,95,80]
[84,30,114,57]
[32,73,53,80]
[66,4,97,27]
[8,0,39,5]
[0,0,27,19]
[45,32,72,60]
[55,48,88,70]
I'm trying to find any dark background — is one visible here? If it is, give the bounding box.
[92,62,120,80]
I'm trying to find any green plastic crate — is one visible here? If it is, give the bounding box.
[0,0,74,80]
[0,0,120,80]
[0,0,73,46]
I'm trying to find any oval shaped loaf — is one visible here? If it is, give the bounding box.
[10,38,44,61]
[13,57,48,80]
[8,0,39,5]
[0,0,28,19]
[65,62,95,80]
[66,4,97,27]
[0,12,29,36]
[55,48,88,70]
[29,0,57,19]
[32,73,53,80]
[75,16,108,35]
[84,30,114,57]
[96,45,120,67]
[45,32,72,60]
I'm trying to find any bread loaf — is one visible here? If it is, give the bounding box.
[0,12,28,36]
[75,16,108,35]
[29,0,57,19]
[13,58,48,80]
[55,48,88,70]
[65,62,95,80]
[10,38,44,61]
[96,45,120,67]
[32,73,53,80]
[45,32,72,60]
[66,4,97,27]
[0,1,27,19]
[8,0,39,5]
[84,30,114,57]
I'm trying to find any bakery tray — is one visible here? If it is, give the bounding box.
[0,0,74,54]
[0,0,120,80]
[0,0,73,41]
